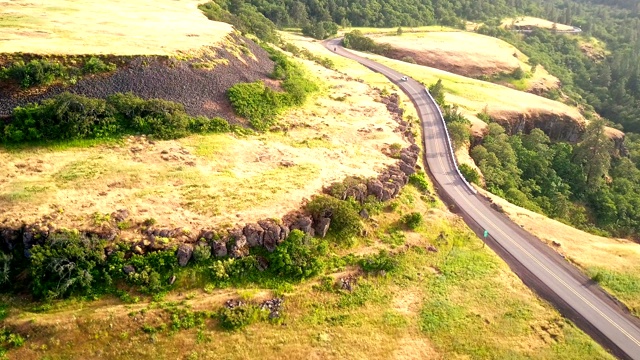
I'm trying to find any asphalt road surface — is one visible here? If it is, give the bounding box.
[325,38,640,360]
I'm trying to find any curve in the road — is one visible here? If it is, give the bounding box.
[325,38,640,360]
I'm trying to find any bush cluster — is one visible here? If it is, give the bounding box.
[409,172,431,193]
[401,212,423,230]
[199,1,279,43]
[0,57,116,88]
[217,305,268,331]
[342,30,391,55]
[359,250,399,274]
[306,195,363,246]
[227,46,317,130]
[28,230,109,299]
[269,230,326,280]
[2,92,230,143]
[459,164,480,185]
[301,21,339,40]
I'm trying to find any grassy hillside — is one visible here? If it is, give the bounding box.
[1,186,614,360]
[0,25,616,359]
[370,30,560,94]
[0,55,408,232]
[334,43,586,135]
[0,0,233,55]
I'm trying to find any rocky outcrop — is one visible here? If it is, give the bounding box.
[227,229,249,259]
[177,244,193,267]
[243,223,264,247]
[314,218,331,238]
[258,220,286,252]
[487,109,626,154]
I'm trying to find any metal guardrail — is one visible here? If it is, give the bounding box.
[423,88,478,195]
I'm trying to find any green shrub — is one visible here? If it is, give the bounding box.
[343,30,390,55]
[217,305,266,331]
[227,81,281,130]
[117,249,178,293]
[189,116,231,133]
[306,195,363,246]
[83,57,116,74]
[359,250,399,274]
[1,59,67,88]
[193,243,212,263]
[409,172,430,193]
[511,67,526,80]
[268,230,325,280]
[29,230,107,299]
[227,47,317,131]
[459,164,480,185]
[0,328,25,352]
[401,212,423,230]
[447,122,471,150]
[2,92,231,143]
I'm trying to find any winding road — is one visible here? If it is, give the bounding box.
[325,38,640,360]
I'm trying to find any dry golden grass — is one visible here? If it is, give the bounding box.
[281,32,421,124]
[501,16,575,31]
[0,57,409,231]
[0,0,233,55]
[340,47,582,128]
[372,31,560,94]
[375,32,524,77]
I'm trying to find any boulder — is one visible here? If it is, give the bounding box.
[381,187,395,201]
[123,265,136,275]
[213,241,228,257]
[278,224,290,242]
[259,220,281,252]
[177,244,193,266]
[0,228,20,252]
[367,179,385,200]
[243,223,264,247]
[112,209,130,223]
[290,216,314,236]
[400,152,417,167]
[315,218,331,238]
[359,208,370,219]
[399,161,416,176]
[228,229,249,258]
[200,230,215,241]
[344,183,369,202]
